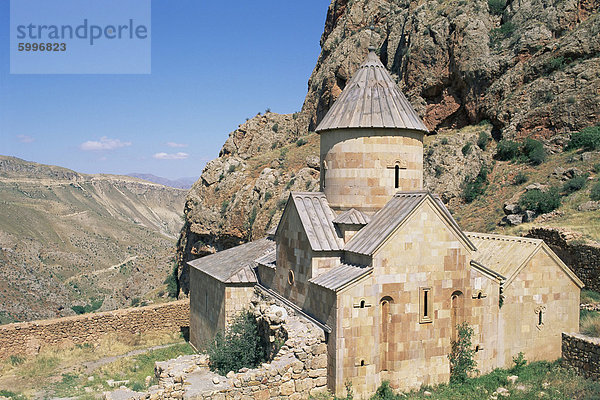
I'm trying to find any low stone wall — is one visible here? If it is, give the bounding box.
[527,227,600,291]
[562,332,600,380]
[0,300,190,360]
[140,288,329,399]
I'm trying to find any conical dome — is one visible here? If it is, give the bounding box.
[315,49,428,133]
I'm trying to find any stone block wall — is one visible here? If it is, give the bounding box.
[562,332,600,380]
[0,300,190,360]
[527,227,600,291]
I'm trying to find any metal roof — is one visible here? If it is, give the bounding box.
[332,208,371,225]
[315,49,429,133]
[187,238,275,283]
[344,191,476,256]
[309,263,372,291]
[281,192,344,252]
[466,232,542,282]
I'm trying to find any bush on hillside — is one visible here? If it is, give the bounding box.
[488,0,506,15]
[462,166,489,203]
[566,126,600,152]
[562,175,588,194]
[513,172,528,185]
[521,138,546,165]
[519,187,561,214]
[207,311,265,375]
[477,132,490,150]
[591,181,600,201]
[494,140,520,161]
[165,264,179,298]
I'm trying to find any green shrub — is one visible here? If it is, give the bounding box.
[519,187,561,214]
[462,166,489,203]
[477,132,490,150]
[221,200,229,214]
[228,165,237,173]
[448,323,478,383]
[462,142,473,156]
[70,298,103,315]
[513,172,528,185]
[545,56,565,73]
[435,165,444,178]
[594,163,600,174]
[264,191,272,202]
[9,355,25,366]
[296,138,307,147]
[494,140,520,161]
[271,142,277,150]
[488,0,505,15]
[562,175,588,194]
[164,264,179,298]
[566,126,600,151]
[207,311,266,375]
[271,123,279,133]
[591,181,600,201]
[511,352,527,373]
[440,137,449,145]
[521,138,546,165]
[131,297,141,307]
[370,381,402,400]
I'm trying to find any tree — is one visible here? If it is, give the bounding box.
[448,323,478,383]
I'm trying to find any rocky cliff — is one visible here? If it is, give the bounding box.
[177,0,600,295]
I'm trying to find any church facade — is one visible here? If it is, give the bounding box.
[188,48,583,397]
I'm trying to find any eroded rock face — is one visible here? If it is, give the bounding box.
[302,0,600,138]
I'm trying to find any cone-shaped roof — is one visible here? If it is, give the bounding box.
[315,49,429,133]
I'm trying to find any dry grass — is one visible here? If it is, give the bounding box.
[0,331,190,398]
[580,310,600,337]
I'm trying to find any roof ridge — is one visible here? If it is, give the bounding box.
[465,231,542,244]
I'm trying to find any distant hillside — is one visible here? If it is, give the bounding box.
[127,173,197,190]
[0,156,187,323]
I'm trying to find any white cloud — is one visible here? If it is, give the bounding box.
[16,134,34,143]
[153,152,189,160]
[166,142,188,148]
[80,136,132,151]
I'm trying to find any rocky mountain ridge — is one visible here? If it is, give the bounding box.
[0,156,187,322]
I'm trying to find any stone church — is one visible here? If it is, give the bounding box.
[188,48,583,396]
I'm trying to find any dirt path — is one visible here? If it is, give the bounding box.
[82,341,184,373]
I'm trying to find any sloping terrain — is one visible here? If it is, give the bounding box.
[0,156,187,322]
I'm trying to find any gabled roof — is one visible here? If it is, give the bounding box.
[187,238,275,284]
[466,232,584,288]
[315,49,429,133]
[333,208,371,225]
[309,263,373,292]
[276,192,344,252]
[344,191,476,256]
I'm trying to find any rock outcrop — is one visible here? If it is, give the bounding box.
[303,0,600,139]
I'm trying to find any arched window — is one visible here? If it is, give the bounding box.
[394,165,400,189]
[360,299,366,308]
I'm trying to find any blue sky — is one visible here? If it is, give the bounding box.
[0,0,330,179]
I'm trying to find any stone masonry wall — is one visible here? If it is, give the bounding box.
[0,300,190,360]
[562,333,600,380]
[527,227,600,291]
[146,288,329,399]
